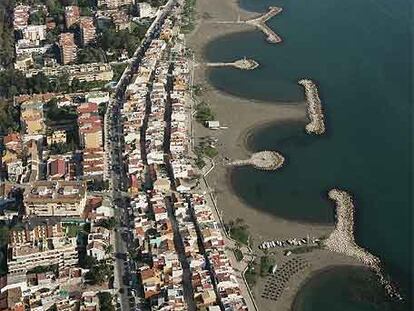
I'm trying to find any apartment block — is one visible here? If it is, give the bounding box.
[13,5,30,30]
[24,180,87,217]
[98,0,134,9]
[22,25,47,42]
[7,222,78,276]
[64,6,80,29]
[79,17,96,46]
[59,33,77,65]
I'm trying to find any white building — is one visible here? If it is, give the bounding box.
[22,25,47,42]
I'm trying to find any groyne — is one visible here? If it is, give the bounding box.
[245,6,283,43]
[227,151,285,171]
[205,58,259,70]
[298,79,326,135]
[325,189,402,300]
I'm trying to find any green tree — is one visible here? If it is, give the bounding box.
[29,11,46,25]
[97,292,115,311]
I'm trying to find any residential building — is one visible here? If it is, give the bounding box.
[59,33,77,65]
[25,63,113,82]
[47,130,67,145]
[77,103,103,150]
[64,6,80,29]
[24,180,87,217]
[7,222,78,276]
[22,25,47,42]
[79,17,96,46]
[20,101,46,135]
[13,5,30,30]
[137,2,157,18]
[98,0,134,9]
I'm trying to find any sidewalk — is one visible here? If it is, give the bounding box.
[197,156,258,311]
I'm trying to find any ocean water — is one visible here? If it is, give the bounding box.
[204,0,412,310]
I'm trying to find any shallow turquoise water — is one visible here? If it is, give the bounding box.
[205,0,412,309]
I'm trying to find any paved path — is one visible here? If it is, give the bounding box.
[196,156,259,311]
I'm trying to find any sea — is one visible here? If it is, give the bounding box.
[204,0,412,310]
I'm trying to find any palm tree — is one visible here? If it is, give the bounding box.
[104,244,113,256]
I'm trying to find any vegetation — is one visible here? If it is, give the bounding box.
[45,99,77,122]
[97,22,148,60]
[97,217,118,230]
[97,292,115,311]
[87,179,110,191]
[0,70,107,98]
[192,84,203,96]
[49,141,75,154]
[27,264,58,275]
[227,218,249,245]
[233,248,243,262]
[0,226,9,275]
[111,63,127,82]
[289,245,321,254]
[98,102,108,118]
[0,0,16,68]
[64,224,82,238]
[77,47,106,64]
[80,255,97,270]
[194,101,214,123]
[259,255,274,277]
[195,141,218,161]
[181,0,197,33]
[146,0,168,7]
[245,264,257,287]
[29,10,46,25]
[0,100,20,133]
[84,261,113,285]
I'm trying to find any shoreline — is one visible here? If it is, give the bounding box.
[186,0,366,310]
[289,264,378,311]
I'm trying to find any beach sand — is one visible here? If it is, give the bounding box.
[186,0,364,310]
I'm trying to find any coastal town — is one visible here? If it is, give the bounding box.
[0,0,251,310]
[0,0,408,311]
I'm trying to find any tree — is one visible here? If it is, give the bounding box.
[104,244,113,255]
[77,47,106,64]
[80,255,97,269]
[29,11,46,25]
[97,292,115,311]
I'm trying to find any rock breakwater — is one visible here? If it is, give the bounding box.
[228,151,285,171]
[298,79,326,135]
[325,189,402,300]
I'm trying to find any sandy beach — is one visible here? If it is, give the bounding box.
[186,0,364,310]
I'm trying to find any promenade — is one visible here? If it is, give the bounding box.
[198,156,258,311]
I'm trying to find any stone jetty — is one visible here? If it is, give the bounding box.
[205,58,259,70]
[325,189,402,300]
[245,7,283,43]
[298,79,326,135]
[227,151,285,171]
